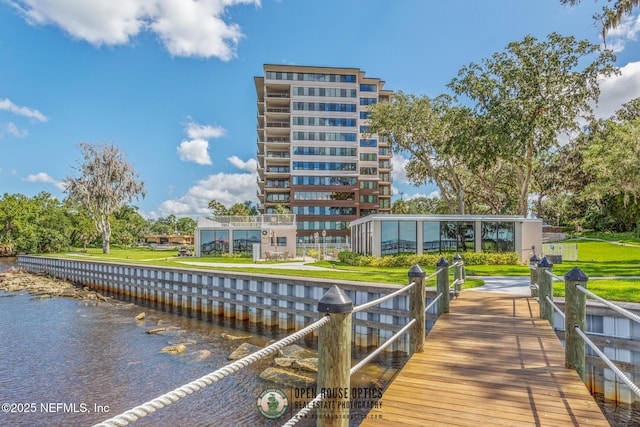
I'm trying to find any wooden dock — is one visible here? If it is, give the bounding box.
[361,291,609,427]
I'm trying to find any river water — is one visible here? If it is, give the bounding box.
[0,258,402,427]
[1,257,638,426]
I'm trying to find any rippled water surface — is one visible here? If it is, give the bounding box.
[0,258,402,427]
[2,258,637,426]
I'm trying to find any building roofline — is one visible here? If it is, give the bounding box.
[350,214,541,226]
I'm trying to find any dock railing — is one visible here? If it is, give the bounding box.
[532,257,640,401]
[94,258,464,427]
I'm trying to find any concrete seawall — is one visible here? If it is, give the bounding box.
[17,255,439,352]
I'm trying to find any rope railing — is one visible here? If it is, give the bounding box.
[350,319,417,376]
[536,258,639,405]
[575,284,640,324]
[352,280,417,313]
[544,269,564,282]
[574,326,640,399]
[283,318,420,426]
[96,260,462,427]
[283,259,462,426]
[93,315,332,427]
[545,295,565,320]
[426,292,443,314]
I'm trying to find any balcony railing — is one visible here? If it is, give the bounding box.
[266,121,290,128]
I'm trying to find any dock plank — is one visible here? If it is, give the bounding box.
[360,291,609,426]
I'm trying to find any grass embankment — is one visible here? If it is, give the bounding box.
[44,247,480,288]
[45,236,640,301]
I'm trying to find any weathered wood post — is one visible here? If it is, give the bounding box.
[529,254,540,297]
[564,267,588,381]
[408,264,426,354]
[453,254,463,295]
[536,256,554,323]
[317,285,353,427]
[436,257,450,315]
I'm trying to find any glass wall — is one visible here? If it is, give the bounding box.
[481,222,515,252]
[423,222,440,252]
[381,221,417,255]
[200,230,229,255]
[232,230,261,256]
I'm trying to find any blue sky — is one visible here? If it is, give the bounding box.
[1,0,639,219]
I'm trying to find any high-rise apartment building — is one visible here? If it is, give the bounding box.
[255,64,392,244]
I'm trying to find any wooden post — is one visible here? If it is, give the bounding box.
[453,254,463,295]
[564,267,588,381]
[317,285,353,427]
[529,254,540,297]
[436,257,450,315]
[536,256,554,323]
[408,264,426,354]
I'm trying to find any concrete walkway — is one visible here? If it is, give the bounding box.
[177,260,333,271]
[467,275,533,296]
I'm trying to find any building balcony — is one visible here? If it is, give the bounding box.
[266,121,290,128]
[266,137,290,144]
[266,92,290,99]
[266,107,290,113]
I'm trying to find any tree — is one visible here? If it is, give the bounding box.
[583,115,640,209]
[448,33,617,216]
[111,205,147,249]
[561,0,639,39]
[208,199,227,216]
[368,92,471,213]
[65,142,146,254]
[176,217,197,235]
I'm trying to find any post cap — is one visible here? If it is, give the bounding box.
[408,264,426,278]
[318,285,353,313]
[453,254,462,261]
[529,254,540,263]
[537,256,553,268]
[436,257,449,267]
[565,267,588,282]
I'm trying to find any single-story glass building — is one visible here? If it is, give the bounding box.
[194,214,297,260]
[350,214,542,263]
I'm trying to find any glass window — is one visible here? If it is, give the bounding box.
[423,222,440,253]
[440,221,475,252]
[399,222,417,253]
[381,221,416,255]
[200,230,229,255]
[360,139,377,147]
[233,230,260,256]
[481,222,514,253]
[360,84,377,92]
[381,221,399,256]
[360,98,377,106]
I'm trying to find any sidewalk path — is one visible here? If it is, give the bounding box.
[467,275,532,296]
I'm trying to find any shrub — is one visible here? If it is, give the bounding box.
[337,251,520,267]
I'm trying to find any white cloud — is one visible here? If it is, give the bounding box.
[605,12,640,52]
[0,98,48,121]
[228,155,257,172]
[153,156,258,217]
[23,172,65,190]
[177,138,212,165]
[391,155,410,185]
[595,61,640,119]
[2,122,29,138]
[177,119,228,164]
[186,121,226,139]
[9,0,261,60]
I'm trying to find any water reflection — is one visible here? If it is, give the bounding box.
[0,259,404,426]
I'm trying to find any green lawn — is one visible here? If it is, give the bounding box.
[42,238,640,301]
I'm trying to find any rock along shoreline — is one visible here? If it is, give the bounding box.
[0,267,110,302]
